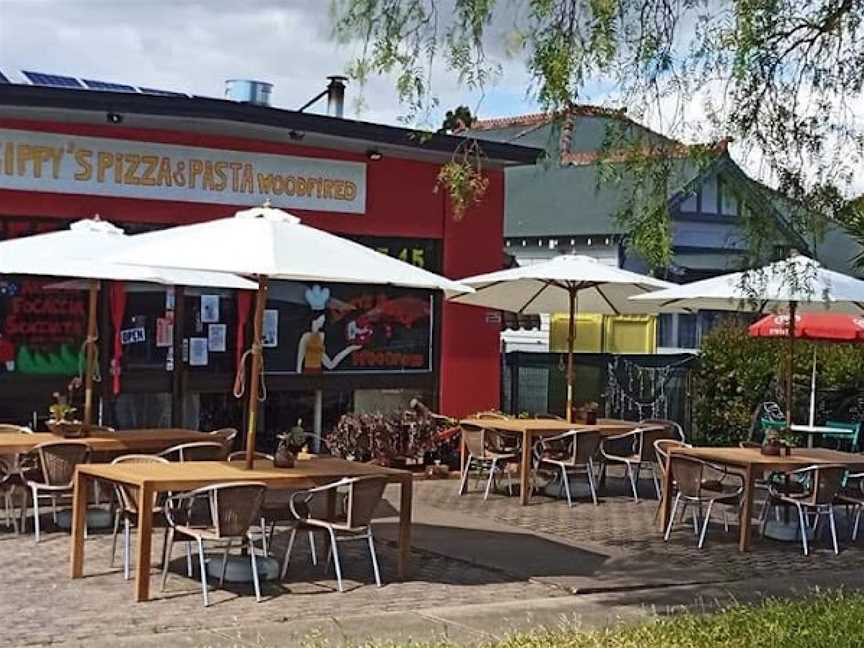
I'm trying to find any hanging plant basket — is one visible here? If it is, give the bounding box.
[436,139,489,221]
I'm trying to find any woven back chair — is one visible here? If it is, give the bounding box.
[344,476,387,530]
[0,424,34,434]
[536,430,602,506]
[227,450,274,462]
[159,441,226,462]
[668,455,707,499]
[111,455,169,514]
[653,439,689,481]
[461,423,487,458]
[34,441,90,487]
[764,464,847,556]
[163,481,267,606]
[637,425,677,462]
[209,427,239,451]
[25,441,91,542]
[283,476,386,592]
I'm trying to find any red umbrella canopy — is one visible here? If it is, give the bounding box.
[749,312,864,341]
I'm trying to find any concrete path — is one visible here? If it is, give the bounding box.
[63,570,864,647]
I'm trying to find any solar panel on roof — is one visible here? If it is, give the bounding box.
[82,79,137,92]
[22,71,83,88]
[138,87,188,97]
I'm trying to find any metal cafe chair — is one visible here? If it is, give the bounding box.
[664,454,743,548]
[158,441,227,462]
[761,464,847,556]
[109,454,170,580]
[282,476,387,592]
[24,441,91,542]
[458,423,519,500]
[162,481,268,606]
[534,430,601,506]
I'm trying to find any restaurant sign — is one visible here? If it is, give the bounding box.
[0,128,367,213]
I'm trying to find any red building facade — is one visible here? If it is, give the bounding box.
[0,85,537,432]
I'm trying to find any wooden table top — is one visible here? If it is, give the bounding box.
[76,456,411,490]
[460,417,638,434]
[0,428,210,454]
[670,445,864,471]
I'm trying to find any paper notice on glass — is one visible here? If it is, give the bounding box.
[165,287,175,310]
[165,345,174,371]
[156,318,173,348]
[262,309,278,347]
[189,337,208,366]
[201,294,219,323]
[208,323,227,352]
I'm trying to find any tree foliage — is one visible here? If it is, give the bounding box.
[331,0,864,266]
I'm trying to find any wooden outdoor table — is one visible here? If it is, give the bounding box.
[659,446,864,552]
[460,417,638,505]
[0,428,210,455]
[69,456,413,602]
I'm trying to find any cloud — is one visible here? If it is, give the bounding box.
[0,0,536,126]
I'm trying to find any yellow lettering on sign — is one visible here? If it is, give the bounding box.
[188,159,204,189]
[156,157,172,187]
[74,149,93,181]
[139,155,158,186]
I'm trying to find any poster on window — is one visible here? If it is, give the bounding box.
[0,278,86,375]
[262,282,432,375]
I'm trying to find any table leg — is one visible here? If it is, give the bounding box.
[808,433,814,449]
[520,431,531,505]
[398,477,413,579]
[739,465,755,552]
[133,483,155,602]
[659,455,674,533]
[70,471,90,578]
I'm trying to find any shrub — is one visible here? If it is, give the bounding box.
[693,322,864,445]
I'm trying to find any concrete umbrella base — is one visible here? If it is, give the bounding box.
[206,555,280,583]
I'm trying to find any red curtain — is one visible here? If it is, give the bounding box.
[236,290,253,370]
[109,282,126,395]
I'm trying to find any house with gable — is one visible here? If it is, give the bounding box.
[467,106,861,352]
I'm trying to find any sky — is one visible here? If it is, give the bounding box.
[0,0,860,195]
[0,0,545,126]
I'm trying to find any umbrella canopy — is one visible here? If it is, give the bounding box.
[109,206,472,296]
[749,312,864,341]
[632,253,864,425]
[0,218,255,289]
[451,254,673,314]
[0,217,256,426]
[110,205,475,468]
[450,254,674,421]
[630,254,864,314]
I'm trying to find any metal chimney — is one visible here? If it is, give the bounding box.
[326,75,347,118]
[225,79,273,106]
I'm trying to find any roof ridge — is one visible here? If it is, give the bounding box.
[560,137,731,166]
[470,104,628,131]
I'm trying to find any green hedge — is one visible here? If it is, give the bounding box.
[693,323,864,445]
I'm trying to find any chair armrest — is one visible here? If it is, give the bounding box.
[540,430,578,446]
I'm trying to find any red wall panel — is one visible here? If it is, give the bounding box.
[0,118,506,415]
[439,171,505,417]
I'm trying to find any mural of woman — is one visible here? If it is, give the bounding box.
[296,311,361,374]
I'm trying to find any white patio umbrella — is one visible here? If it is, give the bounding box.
[631,253,864,423]
[109,205,474,468]
[450,254,674,422]
[0,218,256,426]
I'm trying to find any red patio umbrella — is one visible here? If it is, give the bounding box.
[749,312,864,426]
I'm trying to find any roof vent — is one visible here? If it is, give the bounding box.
[224,79,272,106]
[326,75,347,118]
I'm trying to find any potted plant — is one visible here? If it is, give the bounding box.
[274,419,308,468]
[46,391,83,438]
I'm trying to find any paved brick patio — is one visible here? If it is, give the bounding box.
[4,471,864,646]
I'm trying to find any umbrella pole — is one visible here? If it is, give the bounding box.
[785,301,797,426]
[245,277,268,470]
[83,279,99,427]
[566,286,575,423]
[809,347,817,428]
